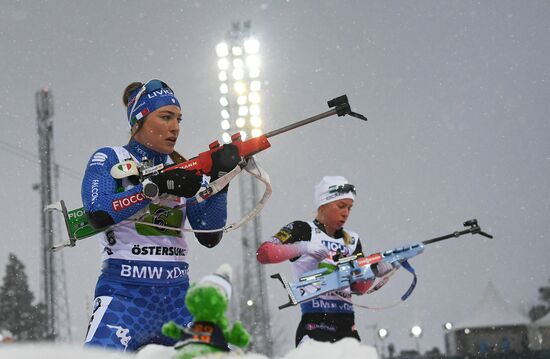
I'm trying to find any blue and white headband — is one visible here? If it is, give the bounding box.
[126,79,181,127]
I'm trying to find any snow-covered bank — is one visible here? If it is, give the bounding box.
[276,338,378,358]
[0,339,378,359]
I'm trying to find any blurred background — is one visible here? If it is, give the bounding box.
[0,1,549,357]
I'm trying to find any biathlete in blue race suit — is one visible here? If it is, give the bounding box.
[82,80,240,352]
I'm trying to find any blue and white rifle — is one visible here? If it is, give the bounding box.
[271,219,493,309]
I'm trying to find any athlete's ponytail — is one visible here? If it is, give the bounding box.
[342,230,353,245]
[123,82,143,107]
[123,82,146,139]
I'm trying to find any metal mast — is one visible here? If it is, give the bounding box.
[238,164,272,356]
[215,22,273,356]
[35,88,71,341]
[36,88,56,340]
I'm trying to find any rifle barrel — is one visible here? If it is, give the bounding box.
[264,108,338,138]
[422,228,479,245]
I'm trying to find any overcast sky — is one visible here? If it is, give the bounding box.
[1,0,549,356]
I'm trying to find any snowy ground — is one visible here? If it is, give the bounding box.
[0,339,378,359]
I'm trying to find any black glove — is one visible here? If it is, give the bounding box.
[210,144,241,182]
[149,168,202,198]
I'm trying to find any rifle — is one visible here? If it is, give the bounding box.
[46,95,368,250]
[114,94,367,179]
[270,219,493,309]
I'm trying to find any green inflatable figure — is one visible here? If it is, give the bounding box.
[162,264,250,359]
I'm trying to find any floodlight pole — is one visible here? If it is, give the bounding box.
[216,21,273,357]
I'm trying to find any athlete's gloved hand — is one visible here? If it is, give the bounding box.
[148,168,202,198]
[296,241,330,261]
[372,261,394,277]
[210,144,241,193]
[211,144,241,181]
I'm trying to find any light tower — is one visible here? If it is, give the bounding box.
[35,88,71,341]
[411,325,423,354]
[377,328,389,359]
[215,22,272,356]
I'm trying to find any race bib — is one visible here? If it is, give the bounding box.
[135,204,183,237]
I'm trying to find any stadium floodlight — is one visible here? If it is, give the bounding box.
[232,46,243,56]
[215,31,263,145]
[249,68,260,78]
[444,322,453,331]
[216,42,229,57]
[232,68,244,80]
[233,58,244,69]
[219,96,229,107]
[234,81,247,95]
[238,106,249,117]
[244,38,260,54]
[220,109,230,120]
[251,128,262,138]
[246,55,260,69]
[249,104,260,116]
[248,92,260,104]
[411,325,423,354]
[236,117,246,128]
[411,325,423,338]
[215,27,272,356]
[250,80,261,92]
[220,119,230,130]
[237,95,248,105]
[222,132,231,144]
[378,328,389,340]
[217,58,229,70]
[250,116,261,128]
[219,83,229,94]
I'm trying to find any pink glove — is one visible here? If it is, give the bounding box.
[373,261,394,277]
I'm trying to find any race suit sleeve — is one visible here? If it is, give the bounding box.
[256,221,311,264]
[81,147,149,229]
[186,191,228,248]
